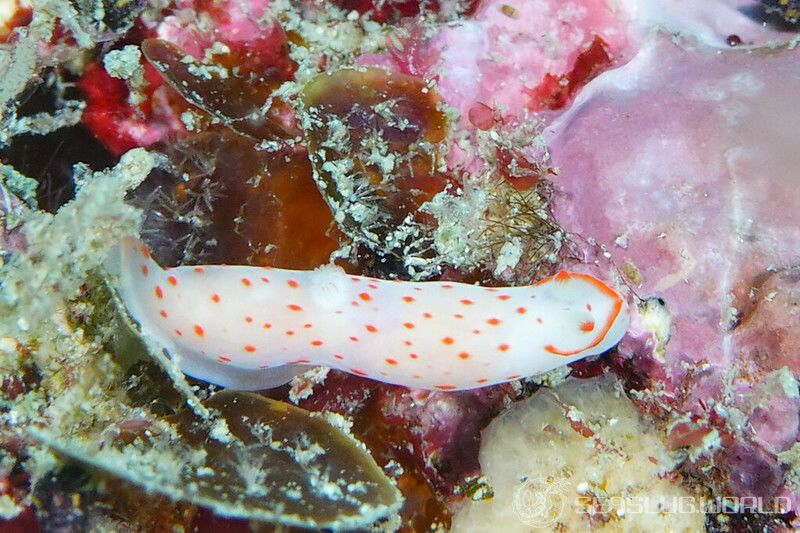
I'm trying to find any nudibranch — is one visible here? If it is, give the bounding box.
[111,237,629,391]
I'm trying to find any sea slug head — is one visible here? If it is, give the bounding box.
[535,271,630,362]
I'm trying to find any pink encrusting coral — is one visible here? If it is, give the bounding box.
[114,238,629,391]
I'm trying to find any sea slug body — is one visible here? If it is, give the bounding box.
[113,237,630,391]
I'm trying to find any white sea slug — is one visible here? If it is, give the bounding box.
[112,237,630,391]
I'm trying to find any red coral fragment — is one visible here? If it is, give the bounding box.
[494,145,545,191]
[77,61,186,156]
[527,35,613,111]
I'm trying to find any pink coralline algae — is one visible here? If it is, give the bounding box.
[363,0,630,127]
[546,30,800,514]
